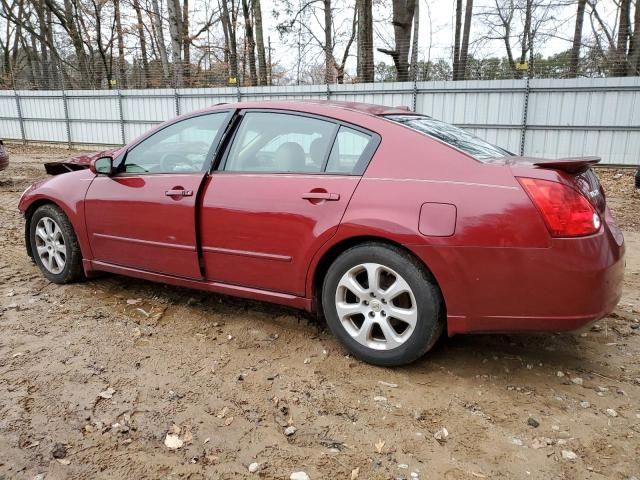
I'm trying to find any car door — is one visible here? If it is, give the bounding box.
[199,110,380,295]
[85,111,232,278]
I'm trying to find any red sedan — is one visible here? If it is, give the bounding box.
[18,101,625,366]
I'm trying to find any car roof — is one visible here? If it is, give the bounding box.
[205,100,415,117]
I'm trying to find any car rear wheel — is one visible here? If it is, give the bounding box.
[29,204,84,284]
[322,243,443,366]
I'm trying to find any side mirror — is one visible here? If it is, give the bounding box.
[90,156,114,175]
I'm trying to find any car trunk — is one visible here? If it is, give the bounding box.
[489,155,607,215]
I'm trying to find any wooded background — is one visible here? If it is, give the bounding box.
[0,0,639,90]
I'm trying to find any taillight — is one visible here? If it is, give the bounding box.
[517,177,601,237]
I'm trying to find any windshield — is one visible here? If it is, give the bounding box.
[386,114,512,161]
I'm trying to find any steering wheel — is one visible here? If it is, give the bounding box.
[159,153,197,172]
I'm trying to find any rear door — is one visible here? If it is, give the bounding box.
[200,110,380,295]
[85,111,232,278]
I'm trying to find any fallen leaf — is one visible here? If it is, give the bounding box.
[98,387,116,399]
[224,416,234,426]
[375,439,385,453]
[351,467,360,479]
[378,380,398,388]
[164,433,183,449]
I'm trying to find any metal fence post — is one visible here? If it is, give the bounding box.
[412,79,418,112]
[236,84,242,103]
[13,89,26,145]
[117,89,126,145]
[174,88,181,116]
[58,65,72,149]
[60,89,72,149]
[519,71,531,156]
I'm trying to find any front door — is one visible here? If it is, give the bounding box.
[85,111,231,278]
[200,111,378,295]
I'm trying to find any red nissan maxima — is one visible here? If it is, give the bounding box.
[19,101,625,366]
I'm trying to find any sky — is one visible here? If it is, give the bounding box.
[250,0,593,76]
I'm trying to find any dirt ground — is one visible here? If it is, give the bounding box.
[1,143,639,480]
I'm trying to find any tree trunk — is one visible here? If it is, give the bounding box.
[323,0,333,83]
[242,0,257,85]
[627,0,640,75]
[114,0,127,87]
[458,0,473,80]
[183,0,190,85]
[132,0,151,87]
[35,0,50,88]
[452,0,462,79]
[410,0,419,80]
[221,0,239,83]
[356,0,374,82]
[150,0,170,85]
[521,0,531,62]
[336,6,357,84]
[167,0,184,87]
[378,0,415,81]
[569,0,587,77]
[253,0,267,85]
[44,0,92,87]
[616,0,631,75]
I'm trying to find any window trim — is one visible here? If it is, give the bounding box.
[214,108,381,176]
[114,109,235,176]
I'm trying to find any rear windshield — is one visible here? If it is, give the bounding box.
[386,114,512,161]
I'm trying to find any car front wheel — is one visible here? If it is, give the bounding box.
[29,204,84,284]
[322,243,443,366]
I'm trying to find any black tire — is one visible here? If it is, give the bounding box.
[29,204,84,284]
[322,242,443,366]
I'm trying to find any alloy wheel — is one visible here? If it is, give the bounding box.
[34,216,67,274]
[335,262,418,350]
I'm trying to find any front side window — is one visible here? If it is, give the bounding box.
[122,113,228,174]
[224,112,337,173]
[386,114,512,161]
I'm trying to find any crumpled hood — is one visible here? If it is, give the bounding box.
[44,147,122,175]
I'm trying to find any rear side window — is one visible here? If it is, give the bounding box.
[325,126,372,174]
[386,114,512,161]
[224,112,336,173]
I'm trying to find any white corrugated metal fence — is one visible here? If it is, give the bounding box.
[1,77,639,166]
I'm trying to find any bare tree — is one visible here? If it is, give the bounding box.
[114,0,126,86]
[569,0,587,77]
[356,0,374,82]
[167,0,184,86]
[131,0,151,87]
[150,0,170,84]
[378,0,416,81]
[253,0,268,84]
[453,0,474,80]
[220,0,239,82]
[242,0,258,85]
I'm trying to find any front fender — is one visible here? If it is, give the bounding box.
[20,170,96,262]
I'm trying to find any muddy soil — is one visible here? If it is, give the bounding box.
[1,143,639,480]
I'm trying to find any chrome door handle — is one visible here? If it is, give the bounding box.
[301,192,340,201]
[165,189,193,197]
